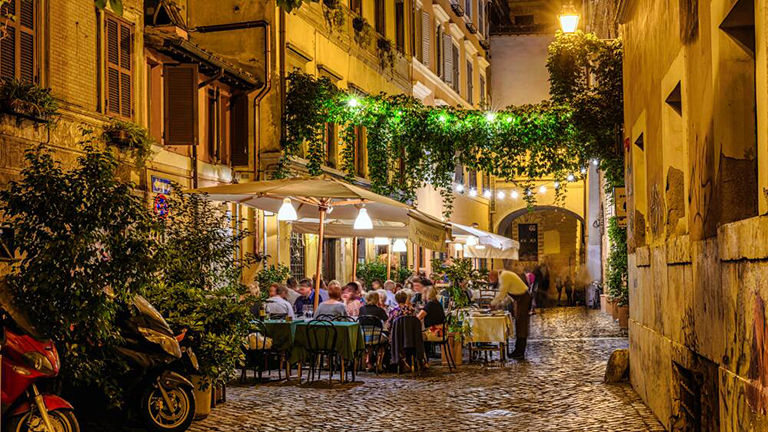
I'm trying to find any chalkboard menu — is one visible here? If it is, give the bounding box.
[518,223,539,262]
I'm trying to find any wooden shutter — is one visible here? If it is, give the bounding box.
[452,44,460,92]
[478,0,485,36]
[479,75,486,104]
[1,0,35,82]
[230,93,249,166]
[466,61,473,104]
[421,12,430,68]
[163,64,198,146]
[443,34,453,86]
[374,0,385,34]
[105,14,133,118]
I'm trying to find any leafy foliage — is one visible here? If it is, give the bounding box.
[281,72,593,216]
[547,31,625,191]
[145,190,258,381]
[605,216,628,306]
[255,261,291,288]
[431,258,473,308]
[356,259,411,287]
[0,135,156,404]
[102,119,154,168]
[0,78,59,120]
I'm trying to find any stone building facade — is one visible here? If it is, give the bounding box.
[620,0,768,429]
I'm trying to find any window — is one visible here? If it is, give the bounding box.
[374,0,385,35]
[354,125,366,177]
[514,15,534,26]
[356,238,366,263]
[478,0,486,36]
[163,64,198,145]
[324,122,337,168]
[395,0,405,52]
[479,75,486,105]
[1,0,36,83]
[230,93,249,166]
[207,89,218,161]
[451,43,460,92]
[454,163,464,185]
[204,88,230,164]
[468,169,478,190]
[442,34,453,85]
[105,14,133,118]
[290,233,306,280]
[436,25,443,77]
[466,60,473,104]
[465,0,472,19]
[421,11,431,67]
[350,0,362,15]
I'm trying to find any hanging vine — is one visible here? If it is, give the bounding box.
[279,72,601,217]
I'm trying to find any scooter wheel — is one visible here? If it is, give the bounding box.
[5,409,80,432]
[140,384,196,432]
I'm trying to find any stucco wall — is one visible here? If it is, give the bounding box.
[489,33,552,107]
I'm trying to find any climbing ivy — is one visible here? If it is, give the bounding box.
[547,31,625,191]
[279,72,594,216]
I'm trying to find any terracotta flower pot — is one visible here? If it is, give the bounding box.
[191,375,212,420]
[441,333,463,366]
[618,305,629,329]
[610,300,619,320]
[600,294,609,313]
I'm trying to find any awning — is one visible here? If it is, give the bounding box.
[451,222,519,259]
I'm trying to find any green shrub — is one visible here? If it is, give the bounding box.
[0,78,59,120]
[606,216,628,306]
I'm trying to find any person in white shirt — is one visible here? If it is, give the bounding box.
[265,284,295,319]
[490,270,532,359]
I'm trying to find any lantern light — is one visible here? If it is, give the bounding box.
[392,238,407,252]
[277,198,298,221]
[354,207,373,230]
[558,2,580,33]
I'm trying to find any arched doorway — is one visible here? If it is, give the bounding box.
[496,206,586,283]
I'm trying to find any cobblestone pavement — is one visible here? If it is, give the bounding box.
[184,307,663,432]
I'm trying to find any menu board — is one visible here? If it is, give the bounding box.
[518,223,539,262]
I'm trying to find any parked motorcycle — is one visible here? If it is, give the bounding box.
[115,295,197,432]
[0,295,79,432]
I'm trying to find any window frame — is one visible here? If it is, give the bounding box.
[0,0,37,83]
[103,12,134,119]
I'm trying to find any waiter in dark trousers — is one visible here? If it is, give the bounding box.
[490,270,532,359]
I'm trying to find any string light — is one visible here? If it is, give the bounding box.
[592,158,599,166]
[455,183,465,193]
[554,181,560,189]
[567,173,576,182]
[347,97,360,108]
[485,112,496,122]
[511,190,519,199]
[483,189,492,199]
[469,188,478,197]
[438,114,447,123]
[497,190,506,200]
[526,189,533,196]
[539,185,547,194]
[580,167,587,174]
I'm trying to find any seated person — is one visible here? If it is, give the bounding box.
[417,286,446,341]
[342,282,363,317]
[386,291,415,329]
[359,291,388,323]
[265,283,295,320]
[314,283,348,318]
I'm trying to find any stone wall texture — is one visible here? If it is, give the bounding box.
[622,0,768,429]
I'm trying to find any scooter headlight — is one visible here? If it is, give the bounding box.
[22,352,54,376]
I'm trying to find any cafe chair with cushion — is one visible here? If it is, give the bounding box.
[390,315,425,375]
[305,319,340,385]
[241,320,284,383]
[358,315,387,374]
[424,321,455,372]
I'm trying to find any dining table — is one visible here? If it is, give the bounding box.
[261,319,365,382]
[466,312,512,362]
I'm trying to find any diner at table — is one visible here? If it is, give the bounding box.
[314,283,348,318]
[265,284,296,320]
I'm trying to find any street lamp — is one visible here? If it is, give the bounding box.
[559,2,580,33]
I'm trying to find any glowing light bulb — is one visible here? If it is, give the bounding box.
[469,188,477,197]
[455,183,465,193]
[580,167,587,174]
[277,198,298,221]
[485,112,496,122]
[354,207,373,230]
[554,181,560,189]
[539,185,547,194]
[347,97,360,108]
[483,189,492,199]
[567,174,576,182]
[511,190,519,199]
[497,190,506,200]
[592,158,599,166]
[438,114,447,123]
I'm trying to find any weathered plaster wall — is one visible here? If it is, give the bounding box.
[622,0,768,429]
[489,33,553,107]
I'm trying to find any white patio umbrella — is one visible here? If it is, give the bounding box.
[451,222,520,259]
[190,176,447,308]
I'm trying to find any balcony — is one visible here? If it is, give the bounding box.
[449,0,465,17]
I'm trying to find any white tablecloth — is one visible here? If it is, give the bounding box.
[467,314,511,343]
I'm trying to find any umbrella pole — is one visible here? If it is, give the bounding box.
[386,243,391,281]
[352,237,358,281]
[314,204,327,311]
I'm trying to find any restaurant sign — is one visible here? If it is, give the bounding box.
[408,212,448,252]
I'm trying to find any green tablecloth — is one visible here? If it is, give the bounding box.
[261,320,364,364]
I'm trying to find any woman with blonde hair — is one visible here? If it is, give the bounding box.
[417,286,446,342]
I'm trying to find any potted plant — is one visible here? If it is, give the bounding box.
[0,78,59,122]
[376,37,396,70]
[102,119,154,167]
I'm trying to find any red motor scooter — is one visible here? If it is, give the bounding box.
[0,302,79,432]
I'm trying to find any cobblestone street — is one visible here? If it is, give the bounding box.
[187,308,663,432]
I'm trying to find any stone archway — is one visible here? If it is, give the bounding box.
[495,206,586,283]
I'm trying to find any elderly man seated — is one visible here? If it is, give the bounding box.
[265,283,295,320]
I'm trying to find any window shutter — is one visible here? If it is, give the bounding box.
[452,43,460,91]
[105,15,132,118]
[443,34,452,86]
[479,0,486,36]
[466,61,473,104]
[163,64,198,146]
[421,12,430,68]
[230,93,249,166]
[1,0,36,83]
